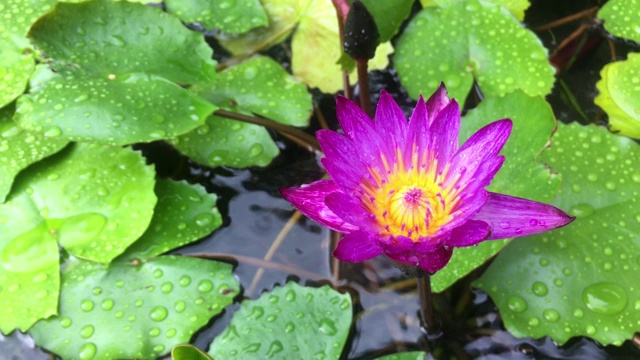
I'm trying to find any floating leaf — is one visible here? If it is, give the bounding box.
[209,282,352,359]
[0,104,67,202]
[394,0,554,102]
[360,0,414,43]
[374,352,429,360]
[0,37,35,109]
[165,0,268,34]
[0,143,156,264]
[476,123,640,346]
[195,56,312,126]
[14,0,216,145]
[172,344,213,360]
[421,0,530,21]
[118,179,222,261]
[30,256,239,359]
[598,0,640,43]
[432,91,560,292]
[171,107,279,168]
[594,53,640,139]
[15,73,215,146]
[216,0,393,93]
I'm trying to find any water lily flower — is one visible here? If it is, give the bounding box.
[280,85,574,274]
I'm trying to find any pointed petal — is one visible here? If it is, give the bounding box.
[279,179,357,233]
[417,246,453,274]
[333,230,383,262]
[429,100,461,173]
[317,130,367,192]
[325,191,376,230]
[336,95,373,140]
[375,90,407,146]
[426,82,451,126]
[404,95,429,169]
[473,192,575,239]
[447,220,491,247]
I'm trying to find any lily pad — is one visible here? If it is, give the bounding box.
[15,72,215,146]
[394,0,554,102]
[476,123,640,346]
[360,0,414,42]
[0,37,35,109]
[594,53,640,139]
[30,255,239,359]
[195,56,312,126]
[374,352,429,360]
[598,0,640,43]
[165,0,268,34]
[208,282,352,359]
[171,107,280,168]
[14,0,217,145]
[420,0,530,21]
[0,143,156,264]
[216,0,393,93]
[118,179,223,262]
[0,104,68,202]
[431,91,560,292]
[172,344,213,360]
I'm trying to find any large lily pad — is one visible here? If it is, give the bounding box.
[598,0,640,43]
[30,256,239,360]
[421,0,530,21]
[209,282,352,359]
[394,0,554,102]
[360,0,414,43]
[594,53,640,139]
[0,104,67,202]
[476,123,640,346]
[14,0,217,145]
[0,37,35,109]
[216,0,393,93]
[431,91,560,292]
[165,0,268,34]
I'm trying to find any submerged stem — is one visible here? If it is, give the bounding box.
[417,275,439,334]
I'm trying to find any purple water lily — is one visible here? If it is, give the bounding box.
[281,85,574,274]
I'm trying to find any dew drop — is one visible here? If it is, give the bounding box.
[174,300,186,313]
[582,282,628,315]
[80,299,94,312]
[285,289,296,302]
[161,282,173,294]
[284,321,296,333]
[507,296,527,312]
[543,309,559,322]
[249,306,265,320]
[319,318,338,335]
[249,143,264,157]
[149,306,168,322]
[569,203,595,218]
[80,325,94,339]
[195,213,214,226]
[101,298,114,311]
[532,281,548,297]
[179,275,191,287]
[267,340,284,356]
[78,342,97,360]
[60,317,72,328]
[166,328,177,338]
[586,325,597,335]
[528,317,539,327]
[153,269,163,278]
[44,126,62,137]
[572,308,584,318]
[148,327,160,337]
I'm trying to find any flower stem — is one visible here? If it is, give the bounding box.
[417,275,439,334]
[356,58,373,117]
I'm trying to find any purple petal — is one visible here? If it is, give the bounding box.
[375,90,407,147]
[317,130,367,192]
[425,82,451,126]
[473,192,575,239]
[417,246,453,274]
[378,235,415,255]
[335,95,373,139]
[404,95,429,169]
[325,191,376,230]
[333,230,383,262]
[279,179,357,233]
[447,220,491,247]
[429,100,461,173]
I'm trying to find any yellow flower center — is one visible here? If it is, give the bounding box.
[360,149,454,242]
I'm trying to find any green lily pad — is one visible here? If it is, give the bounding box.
[118,179,223,262]
[374,352,428,360]
[0,104,68,202]
[0,37,35,109]
[432,91,561,292]
[476,123,640,346]
[172,344,213,360]
[360,0,414,43]
[195,56,312,126]
[14,0,217,145]
[1,143,156,263]
[420,0,530,21]
[394,0,554,102]
[15,72,215,146]
[165,0,268,34]
[216,0,393,93]
[30,256,239,359]
[594,53,640,139]
[208,282,352,359]
[171,107,280,168]
[598,0,640,43]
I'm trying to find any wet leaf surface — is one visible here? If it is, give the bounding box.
[395,0,554,102]
[30,256,239,360]
[595,53,640,139]
[421,0,530,21]
[208,282,352,359]
[476,123,640,346]
[432,91,560,292]
[598,0,640,43]
[165,0,268,34]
